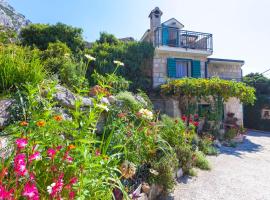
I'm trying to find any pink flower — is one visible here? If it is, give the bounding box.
[14,153,27,176]
[95,149,101,156]
[16,138,28,149]
[47,148,56,159]
[0,184,13,199]
[47,174,64,197]
[194,114,199,119]
[22,182,39,200]
[29,152,41,162]
[63,152,73,163]
[30,173,35,181]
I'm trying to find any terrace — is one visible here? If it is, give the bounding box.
[154,27,213,52]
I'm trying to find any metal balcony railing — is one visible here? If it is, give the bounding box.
[154,27,213,52]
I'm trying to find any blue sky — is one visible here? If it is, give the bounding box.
[8,0,270,76]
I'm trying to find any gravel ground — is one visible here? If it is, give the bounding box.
[172,130,270,200]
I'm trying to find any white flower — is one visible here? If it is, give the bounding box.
[149,168,159,176]
[47,182,56,194]
[101,97,110,105]
[85,54,96,61]
[113,60,124,66]
[138,108,153,120]
[96,104,109,112]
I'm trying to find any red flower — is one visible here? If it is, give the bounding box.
[181,115,187,122]
[117,113,127,118]
[69,191,76,199]
[69,177,78,185]
[56,146,62,151]
[194,114,199,119]
[193,122,199,127]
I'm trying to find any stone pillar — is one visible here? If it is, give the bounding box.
[224,97,243,125]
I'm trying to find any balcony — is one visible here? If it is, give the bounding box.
[154,27,213,52]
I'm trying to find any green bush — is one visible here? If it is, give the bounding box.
[198,137,218,155]
[175,145,194,173]
[0,44,45,93]
[224,128,238,141]
[41,41,72,74]
[159,115,186,147]
[87,33,154,92]
[91,71,130,94]
[194,151,211,170]
[116,91,142,111]
[59,59,88,90]
[150,154,178,193]
[20,23,85,54]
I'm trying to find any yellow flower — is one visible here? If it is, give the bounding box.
[20,121,28,126]
[36,120,46,127]
[53,115,63,121]
[68,144,76,150]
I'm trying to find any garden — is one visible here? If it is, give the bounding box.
[0,24,256,200]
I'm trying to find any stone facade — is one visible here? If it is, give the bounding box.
[153,49,209,87]
[151,97,181,118]
[207,62,242,81]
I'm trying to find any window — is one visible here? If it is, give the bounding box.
[261,109,270,119]
[175,60,188,78]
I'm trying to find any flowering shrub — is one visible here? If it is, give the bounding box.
[1,58,214,199]
[1,82,126,199]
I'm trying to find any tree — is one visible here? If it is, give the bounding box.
[20,23,85,54]
[86,33,154,92]
[243,73,270,95]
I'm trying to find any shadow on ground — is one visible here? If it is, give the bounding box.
[219,130,270,158]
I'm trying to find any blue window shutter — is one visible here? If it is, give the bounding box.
[192,60,201,78]
[167,58,176,78]
[162,26,169,45]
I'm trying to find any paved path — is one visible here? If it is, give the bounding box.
[173,131,270,200]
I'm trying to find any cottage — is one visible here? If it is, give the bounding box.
[141,7,244,125]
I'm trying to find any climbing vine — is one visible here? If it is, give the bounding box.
[161,77,256,127]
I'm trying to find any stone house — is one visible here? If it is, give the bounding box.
[141,7,244,125]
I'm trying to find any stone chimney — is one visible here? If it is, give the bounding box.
[148,7,163,44]
[149,7,163,31]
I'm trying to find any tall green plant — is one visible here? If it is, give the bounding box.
[0,44,45,93]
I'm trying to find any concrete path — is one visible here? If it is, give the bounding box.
[173,131,270,200]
